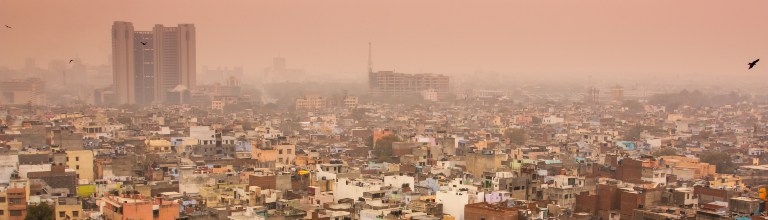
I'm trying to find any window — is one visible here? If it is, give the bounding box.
[60,211,66,218]
[287,149,292,154]
[72,211,79,217]
[9,198,23,204]
[75,157,79,161]
[76,165,80,170]
[0,210,4,215]
[9,210,21,216]
[279,149,283,154]
[0,197,5,202]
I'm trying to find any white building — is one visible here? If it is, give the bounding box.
[333,178,383,202]
[18,164,51,178]
[0,154,19,184]
[542,115,565,124]
[383,175,415,190]
[436,179,485,220]
[421,89,439,102]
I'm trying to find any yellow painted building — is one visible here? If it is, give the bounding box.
[146,139,173,153]
[54,197,83,220]
[252,148,278,164]
[199,183,248,207]
[66,150,94,182]
[709,173,746,190]
[276,145,296,165]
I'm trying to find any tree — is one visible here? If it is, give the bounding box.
[372,135,401,163]
[624,126,645,141]
[116,116,132,125]
[694,130,713,140]
[699,151,735,174]
[25,202,54,220]
[505,128,526,145]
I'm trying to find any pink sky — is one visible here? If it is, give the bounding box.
[1,0,767,77]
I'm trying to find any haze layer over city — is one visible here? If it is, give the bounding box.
[2,1,768,220]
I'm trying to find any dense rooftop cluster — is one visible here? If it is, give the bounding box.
[1,94,768,220]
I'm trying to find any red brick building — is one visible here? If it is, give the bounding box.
[463,202,518,220]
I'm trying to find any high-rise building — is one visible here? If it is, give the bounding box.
[0,78,46,105]
[295,95,328,111]
[112,21,136,105]
[263,57,305,81]
[153,24,196,104]
[368,71,450,99]
[587,87,600,104]
[134,31,155,105]
[366,43,450,99]
[202,66,243,83]
[611,85,625,102]
[111,21,196,105]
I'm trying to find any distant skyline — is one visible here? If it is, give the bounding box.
[1,0,767,78]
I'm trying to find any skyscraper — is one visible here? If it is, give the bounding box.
[153,24,196,104]
[111,21,196,105]
[134,31,155,105]
[112,21,136,105]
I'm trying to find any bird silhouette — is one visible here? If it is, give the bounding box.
[749,59,760,69]
[140,42,147,45]
[69,59,75,63]
[4,25,10,29]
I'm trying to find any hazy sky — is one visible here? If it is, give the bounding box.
[1,0,767,77]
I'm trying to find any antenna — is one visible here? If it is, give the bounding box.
[368,42,373,74]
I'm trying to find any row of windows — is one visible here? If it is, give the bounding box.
[59,211,79,218]
[0,210,24,216]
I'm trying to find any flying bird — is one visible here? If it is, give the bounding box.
[140,42,147,45]
[749,59,759,69]
[69,59,75,63]
[4,25,10,29]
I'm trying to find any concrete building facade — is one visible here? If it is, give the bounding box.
[66,150,94,183]
[111,21,196,105]
[369,71,449,99]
